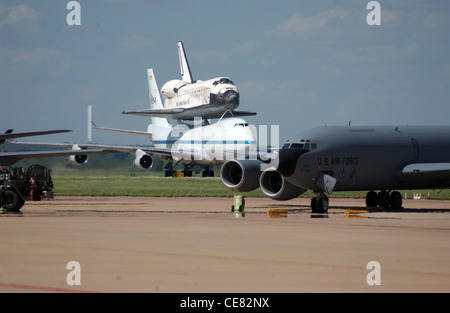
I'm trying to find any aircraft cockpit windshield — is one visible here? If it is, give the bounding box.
[282,140,317,151]
[234,123,249,127]
[213,78,234,86]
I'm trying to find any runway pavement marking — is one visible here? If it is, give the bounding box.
[0,282,100,293]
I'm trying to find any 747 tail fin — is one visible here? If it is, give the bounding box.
[147,68,164,110]
[146,68,170,127]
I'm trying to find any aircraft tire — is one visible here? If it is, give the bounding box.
[366,191,378,207]
[389,191,403,210]
[377,191,390,209]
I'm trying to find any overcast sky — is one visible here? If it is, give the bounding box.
[1,0,449,145]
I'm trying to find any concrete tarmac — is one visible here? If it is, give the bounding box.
[1,196,450,293]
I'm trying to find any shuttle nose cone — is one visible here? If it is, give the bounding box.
[276,148,305,177]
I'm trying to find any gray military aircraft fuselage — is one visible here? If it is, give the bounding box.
[220,125,450,212]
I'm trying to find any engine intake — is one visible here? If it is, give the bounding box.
[69,145,88,165]
[134,149,153,170]
[220,159,262,192]
[69,154,88,165]
[260,170,306,200]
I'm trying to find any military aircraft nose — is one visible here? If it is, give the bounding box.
[276,147,306,177]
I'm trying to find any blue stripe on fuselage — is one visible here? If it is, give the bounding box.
[152,140,256,145]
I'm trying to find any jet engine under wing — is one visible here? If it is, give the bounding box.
[122,107,257,120]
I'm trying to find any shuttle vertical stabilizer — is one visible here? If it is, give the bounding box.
[178,41,193,83]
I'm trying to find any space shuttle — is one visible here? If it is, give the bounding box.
[122,41,256,120]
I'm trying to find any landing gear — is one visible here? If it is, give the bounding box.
[311,191,329,213]
[164,161,174,177]
[163,160,214,177]
[202,166,214,177]
[365,190,403,210]
[389,191,403,210]
[183,165,192,177]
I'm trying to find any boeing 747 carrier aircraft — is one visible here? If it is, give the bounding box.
[14,69,256,177]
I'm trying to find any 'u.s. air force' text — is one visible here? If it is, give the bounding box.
[180,297,269,310]
[317,156,360,166]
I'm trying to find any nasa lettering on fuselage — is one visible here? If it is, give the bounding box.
[176,99,190,107]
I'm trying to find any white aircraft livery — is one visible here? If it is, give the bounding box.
[14,69,256,177]
[122,42,256,120]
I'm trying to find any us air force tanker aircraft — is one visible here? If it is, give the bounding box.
[220,125,450,212]
[122,42,256,120]
[15,69,256,177]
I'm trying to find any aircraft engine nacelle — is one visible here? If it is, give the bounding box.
[160,79,186,99]
[220,159,262,192]
[134,149,153,170]
[69,145,88,165]
[259,170,306,201]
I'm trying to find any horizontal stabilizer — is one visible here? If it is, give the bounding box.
[94,126,152,137]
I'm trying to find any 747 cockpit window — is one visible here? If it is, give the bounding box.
[234,123,249,127]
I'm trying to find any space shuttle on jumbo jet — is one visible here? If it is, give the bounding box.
[13,68,258,177]
[122,41,256,120]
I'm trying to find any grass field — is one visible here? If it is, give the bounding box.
[52,176,263,197]
[52,176,450,200]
